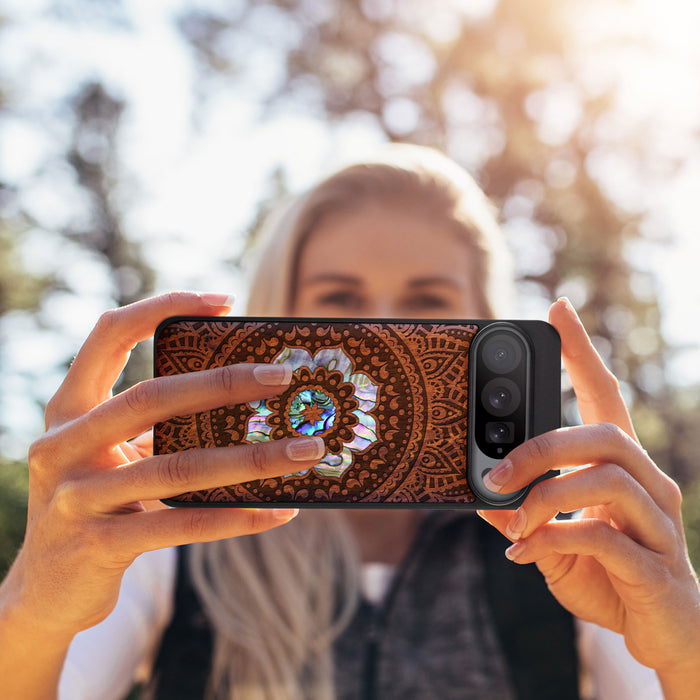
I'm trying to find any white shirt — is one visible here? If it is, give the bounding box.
[59,548,663,700]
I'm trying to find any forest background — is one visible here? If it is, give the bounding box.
[1,0,700,574]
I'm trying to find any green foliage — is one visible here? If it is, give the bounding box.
[682,478,700,572]
[0,224,54,316]
[0,460,28,577]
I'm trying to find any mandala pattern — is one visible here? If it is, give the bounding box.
[246,353,377,478]
[154,319,479,504]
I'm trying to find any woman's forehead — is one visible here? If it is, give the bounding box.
[298,203,473,276]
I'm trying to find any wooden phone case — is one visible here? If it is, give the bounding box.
[153,317,560,508]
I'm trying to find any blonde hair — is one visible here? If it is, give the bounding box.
[189,512,359,700]
[188,144,514,699]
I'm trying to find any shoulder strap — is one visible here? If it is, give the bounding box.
[476,516,580,700]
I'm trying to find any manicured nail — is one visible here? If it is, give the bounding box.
[483,460,512,493]
[254,363,293,386]
[199,293,236,309]
[286,437,325,461]
[505,541,527,561]
[557,296,578,319]
[506,509,527,540]
[273,508,299,521]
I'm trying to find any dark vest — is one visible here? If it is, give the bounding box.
[148,514,579,699]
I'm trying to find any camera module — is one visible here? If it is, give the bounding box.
[467,320,559,507]
[470,323,531,464]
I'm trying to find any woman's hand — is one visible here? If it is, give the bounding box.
[478,298,700,696]
[1,292,324,643]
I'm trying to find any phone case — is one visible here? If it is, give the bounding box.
[153,317,560,508]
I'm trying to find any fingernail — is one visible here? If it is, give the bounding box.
[273,508,299,521]
[199,293,236,309]
[254,363,293,386]
[557,296,578,319]
[483,460,512,493]
[505,541,527,561]
[506,509,527,540]
[286,437,325,462]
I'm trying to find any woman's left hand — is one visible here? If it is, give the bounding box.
[478,298,700,696]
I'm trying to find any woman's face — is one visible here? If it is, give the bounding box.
[293,202,484,319]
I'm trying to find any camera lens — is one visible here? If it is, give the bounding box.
[486,421,514,444]
[481,378,521,417]
[482,334,523,374]
[489,387,510,411]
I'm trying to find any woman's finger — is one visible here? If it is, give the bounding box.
[46,292,234,425]
[126,430,153,459]
[107,506,301,559]
[503,518,666,588]
[483,423,682,516]
[476,509,515,540]
[119,431,152,462]
[81,436,326,508]
[503,463,677,554]
[548,298,636,439]
[62,361,294,457]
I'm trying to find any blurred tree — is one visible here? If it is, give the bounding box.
[0,193,46,579]
[0,199,51,568]
[176,0,700,494]
[61,80,156,391]
[0,20,155,568]
[0,12,45,573]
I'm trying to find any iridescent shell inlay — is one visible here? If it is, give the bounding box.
[245,344,379,478]
[288,388,337,436]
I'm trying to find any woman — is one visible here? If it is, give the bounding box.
[0,145,698,699]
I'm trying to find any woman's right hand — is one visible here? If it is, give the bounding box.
[1,292,323,642]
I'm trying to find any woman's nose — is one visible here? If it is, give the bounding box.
[363,300,398,318]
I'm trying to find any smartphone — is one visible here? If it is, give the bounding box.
[153,317,560,509]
